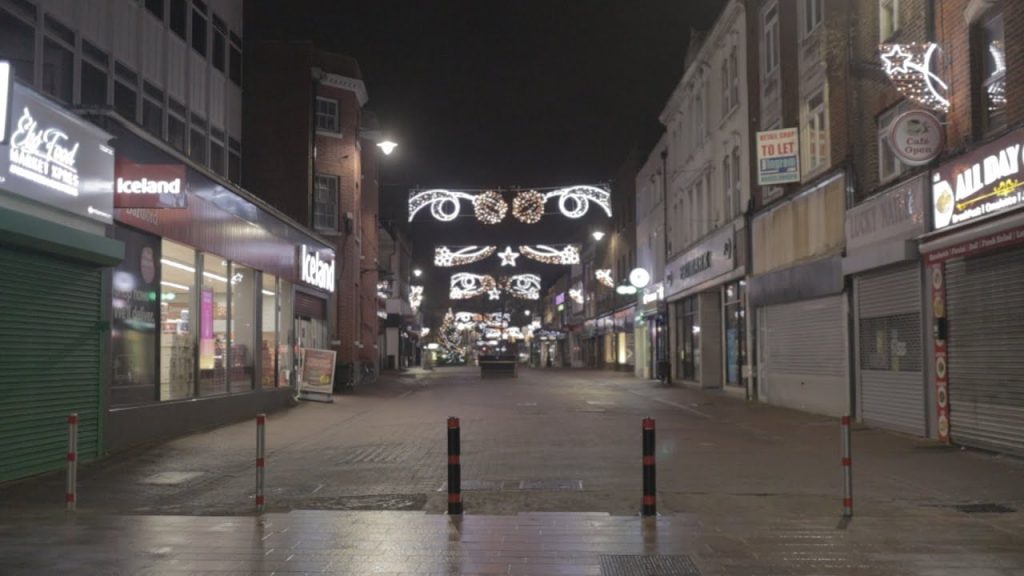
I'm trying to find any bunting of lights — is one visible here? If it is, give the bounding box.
[408,185,612,224]
[595,269,615,288]
[409,285,423,311]
[879,43,949,113]
[504,274,541,300]
[434,245,497,267]
[519,244,580,265]
[450,273,498,300]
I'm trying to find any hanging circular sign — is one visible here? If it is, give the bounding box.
[889,109,944,166]
[628,267,651,289]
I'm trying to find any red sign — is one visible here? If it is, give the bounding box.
[924,225,1024,263]
[114,159,187,208]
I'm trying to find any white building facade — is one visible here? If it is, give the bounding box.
[634,135,668,380]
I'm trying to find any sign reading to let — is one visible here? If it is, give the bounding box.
[756,128,800,185]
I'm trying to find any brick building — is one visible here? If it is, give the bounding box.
[243,42,381,383]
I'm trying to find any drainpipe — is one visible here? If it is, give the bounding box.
[660,146,670,383]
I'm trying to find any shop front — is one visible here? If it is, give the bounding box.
[844,174,928,436]
[634,283,666,380]
[102,121,335,452]
[0,75,123,482]
[921,128,1024,454]
[664,224,745,390]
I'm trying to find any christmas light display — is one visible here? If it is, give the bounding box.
[409,285,423,311]
[512,189,545,223]
[487,288,502,300]
[408,189,475,222]
[879,43,949,113]
[596,268,615,288]
[434,245,496,267]
[473,190,507,225]
[519,244,580,265]
[438,308,465,361]
[498,246,520,266]
[504,274,541,300]
[544,185,612,219]
[569,288,584,304]
[450,273,498,300]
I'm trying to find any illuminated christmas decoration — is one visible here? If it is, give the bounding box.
[519,244,580,265]
[376,280,391,300]
[879,43,949,113]
[434,245,496,267]
[596,269,615,288]
[438,308,465,361]
[504,274,541,300]
[473,190,507,225]
[544,185,612,219]
[569,288,584,304]
[450,273,497,300]
[487,288,503,300]
[408,189,475,222]
[409,285,423,311]
[512,189,545,223]
[498,246,521,267]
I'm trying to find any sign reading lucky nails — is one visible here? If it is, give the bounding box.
[932,128,1024,230]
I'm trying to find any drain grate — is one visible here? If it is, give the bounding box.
[600,555,701,575]
[519,479,583,491]
[955,503,1016,514]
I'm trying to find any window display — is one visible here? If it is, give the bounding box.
[160,239,195,401]
[199,253,229,396]
[278,280,295,387]
[229,263,256,392]
[261,274,278,388]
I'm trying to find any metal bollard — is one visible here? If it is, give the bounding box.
[256,413,266,514]
[447,417,462,515]
[841,415,853,518]
[66,413,78,512]
[642,417,656,516]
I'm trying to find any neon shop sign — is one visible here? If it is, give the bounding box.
[8,107,81,196]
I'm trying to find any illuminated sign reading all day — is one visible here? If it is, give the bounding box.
[932,128,1024,230]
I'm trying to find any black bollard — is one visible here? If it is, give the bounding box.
[447,417,462,515]
[642,417,656,516]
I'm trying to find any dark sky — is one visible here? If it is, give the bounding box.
[248,1,725,321]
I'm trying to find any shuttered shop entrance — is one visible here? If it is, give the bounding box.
[945,248,1024,455]
[855,264,925,436]
[0,246,103,483]
[758,295,848,416]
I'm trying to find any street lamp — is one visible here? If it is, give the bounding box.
[592,230,606,241]
[377,140,398,155]
[412,268,423,278]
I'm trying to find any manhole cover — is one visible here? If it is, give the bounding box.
[600,555,701,575]
[955,503,1016,514]
[139,471,204,485]
[519,479,583,491]
[437,480,502,492]
[293,494,426,511]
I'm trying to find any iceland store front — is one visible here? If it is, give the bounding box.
[0,71,124,482]
[99,119,335,452]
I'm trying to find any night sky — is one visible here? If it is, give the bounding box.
[248,1,726,322]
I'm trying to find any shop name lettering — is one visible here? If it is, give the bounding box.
[849,189,915,239]
[116,177,182,195]
[927,229,1024,263]
[301,245,335,292]
[678,251,712,279]
[938,143,1024,226]
[8,107,80,194]
[113,289,156,324]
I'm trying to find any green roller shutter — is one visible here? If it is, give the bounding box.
[0,245,104,483]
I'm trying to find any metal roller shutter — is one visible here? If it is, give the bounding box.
[945,248,1024,455]
[855,264,925,436]
[758,295,848,416]
[0,246,103,482]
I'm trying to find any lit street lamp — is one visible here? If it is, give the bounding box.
[377,140,398,155]
[592,230,605,241]
[412,268,423,278]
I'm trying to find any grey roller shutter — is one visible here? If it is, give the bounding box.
[0,246,104,482]
[945,248,1024,455]
[855,264,925,436]
[759,295,848,416]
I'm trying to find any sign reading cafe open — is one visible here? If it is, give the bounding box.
[932,128,1024,229]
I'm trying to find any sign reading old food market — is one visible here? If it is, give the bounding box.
[0,81,113,222]
[932,128,1024,229]
[114,159,188,208]
[665,225,735,297]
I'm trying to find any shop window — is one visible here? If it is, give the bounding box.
[314,174,339,231]
[42,38,73,104]
[261,275,278,388]
[879,0,899,41]
[80,60,108,107]
[199,254,229,396]
[277,280,295,387]
[229,263,255,393]
[169,0,186,39]
[675,297,700,381]
[160,240,197,401]
[859,313,922,372]
[724,281,746,386]
[0,8,35,83]
[976,10,1006,135]
[878,102,909,184]
[316,97,340,133]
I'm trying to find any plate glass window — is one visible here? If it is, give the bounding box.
[261,275,278,388]
[229,263,255,393]
[277,280,294,387]
[675,297,700,381]
[724,281,746,387]
[199,254,229,396]
[316,97,339,132]
[160,240,196,401]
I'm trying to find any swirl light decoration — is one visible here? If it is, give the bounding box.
[504,274,541,300]
[434,245,496,267]
[519,244,580,265]
[408,189,476,222]
[569,288,584,304]
[595,268,615,288]
[449,273,497,300]
[409,285,424,311]
[473,191,508,225]
[512,190,545,223]
[544,186,612,219]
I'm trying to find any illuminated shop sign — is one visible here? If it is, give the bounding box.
[114,159,187,208]
[0,81,114,222]
[665,225,735,297]
[932,129,1024,230]
[300,245,335,292]
[0,61,10,143]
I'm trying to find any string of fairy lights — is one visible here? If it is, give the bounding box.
[409,185,611,224]
[434,244,580,267]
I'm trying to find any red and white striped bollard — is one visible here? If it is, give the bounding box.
[841,415,853,517]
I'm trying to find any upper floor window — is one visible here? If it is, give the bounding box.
[977,9,1007,135]
[803,0,824,37]
[212,14,226,73]
[763,2,780,77]
[191,1,208,56]
[229,31,242,86]
[878,101,909,184]
[729,48,739,111]
[314,174,339,231]
[879,0,899,41]
[169,0,186,39]
[316,97,339,133]
[731,146,741,217]
[145,0,164,20]
[694,88,705,145]
[802,87,829,173]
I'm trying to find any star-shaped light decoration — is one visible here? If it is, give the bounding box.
[498,246,520,267]
[879,44,913,74]
[487,288,502,300]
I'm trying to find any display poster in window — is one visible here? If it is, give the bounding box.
[200,288,215,370]
[756,128,800,185]
[299,348,336,396]
[110,225,161,405]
